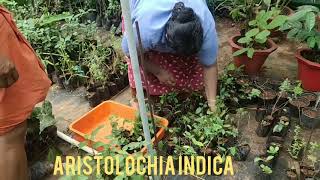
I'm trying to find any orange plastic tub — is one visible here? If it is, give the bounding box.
[69,101,169,154]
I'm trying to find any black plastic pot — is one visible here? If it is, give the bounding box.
[301,92,318,107]
[256,107,268,122]
[256,121,272,137]
[258,90,277,106]
[301,108,320,129]
[97,86,111,101]
[271,116,290,137]
[108,82,118,96]
[234,144,251,161]
[87,92,101,107]
[289,97,310,118]
[267,136,285,146]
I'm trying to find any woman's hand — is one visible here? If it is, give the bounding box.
[155,69,176,86]
[0,57,19,88]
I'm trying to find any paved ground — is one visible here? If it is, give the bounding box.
[44,18,319,180]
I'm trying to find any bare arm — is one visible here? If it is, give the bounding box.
[0,88,4,102]
[140,53,175,86]
[203,63,218,111]
[141,53,162,76]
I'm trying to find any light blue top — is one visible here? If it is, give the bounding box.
[122,0,219,66]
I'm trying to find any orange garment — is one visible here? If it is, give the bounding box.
[0,7,51,135]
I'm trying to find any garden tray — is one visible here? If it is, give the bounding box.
[69,101,169,153]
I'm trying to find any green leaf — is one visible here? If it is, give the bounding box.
[256,30,271,40]
[196,107,202,114]
[233,48,248,57]
[249,20,257,26]
[78,141,88,148]
[192,138,204,147]
[307,36,316,48]
[91,125,105,140]
[247,48,255,58]
[305,11,316,31]
[238,37,252,44]
[273,124,284,133]
[287,28,299,38]
[288,10,308,22]
[262,11,274,22]
[245,28,260,38]
[131,175,145,180]
[266,156,274,161]
[93,142,105,149]
[267,15,288,30]
[263,0,271,7]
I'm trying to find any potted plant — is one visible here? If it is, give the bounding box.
[267,144,280,159]
[288,126,306,160]
[230,7,287,75]
[301,107,320,129]
[302,142,320,178]
[256,115,274,137]
[254,155,274,180]
[280,5,320,91]
[234,144,251,161]
[287,82,308,118]
[272,116,290,137]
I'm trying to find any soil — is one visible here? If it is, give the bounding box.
[302,108,319,118]
[301,50,320,64]
[261,90,277,100]
[301,93,317,103]
[290,98,310,108]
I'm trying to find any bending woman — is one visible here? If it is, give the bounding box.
[0,7,51,179]
[122,0,219,111]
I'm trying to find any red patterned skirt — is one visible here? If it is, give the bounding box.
[126,51,204,96]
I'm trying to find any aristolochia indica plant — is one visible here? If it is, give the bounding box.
[233,8,287,58]
[280,5,320,50]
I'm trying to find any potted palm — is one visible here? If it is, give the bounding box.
[280,5,320,91]
[230,7,287,76]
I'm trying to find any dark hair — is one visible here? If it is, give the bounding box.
[165,2,203,56]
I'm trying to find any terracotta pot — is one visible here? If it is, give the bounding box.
[296,48,320,91]
[229,35,278,76]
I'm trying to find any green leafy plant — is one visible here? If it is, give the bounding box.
[260,164,273,174]
[30,101,57,134]
[249,88,262,99]
[76,122,146,180]
[254,155,274,174]
[233,7,287,58]
[288,126,306,159]
[267,145,280,156]
[307,142,320,168]
[281,5,320,50]
[273,116,289,133]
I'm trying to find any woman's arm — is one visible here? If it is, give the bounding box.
[141,54,176,86]
[203,63,218,112]
[0,89,5,102]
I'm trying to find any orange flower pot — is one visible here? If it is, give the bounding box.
[229,35,278,76]
[69,101,169,154]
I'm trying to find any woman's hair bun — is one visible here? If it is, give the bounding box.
[172,2,196,23]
